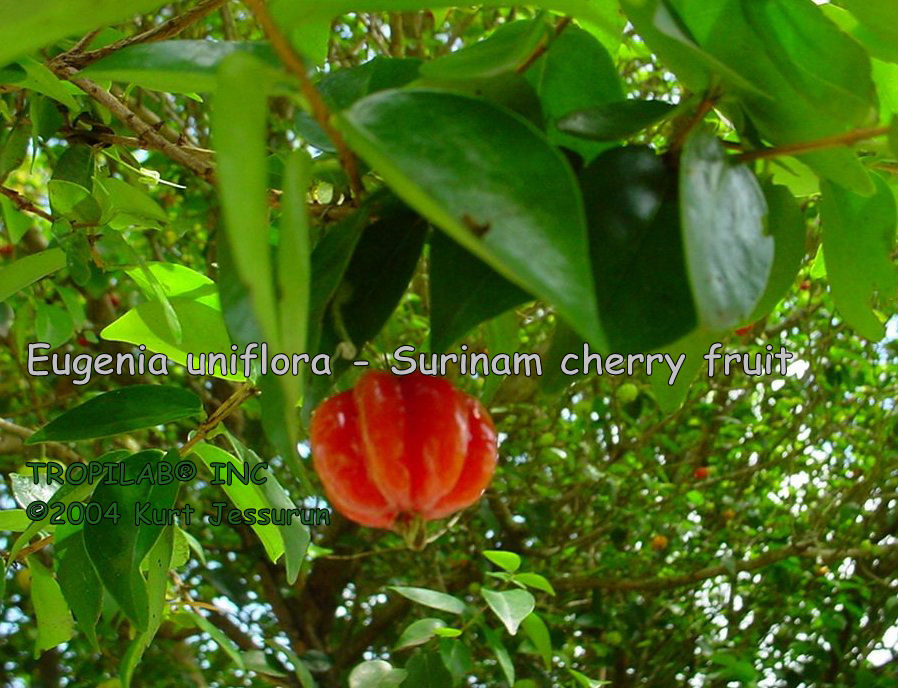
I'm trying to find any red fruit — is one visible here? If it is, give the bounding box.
[693,466,710,481]
[734,325,753,336]
[108,294,121,308]
[800,280,811,291]
[0,245,13,256]
[651,534,669,551]
[310,371,498,539]
[77,336,90,347]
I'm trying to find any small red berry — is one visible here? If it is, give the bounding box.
[734,325,753,336]
[77,336,90,347]
[800,280,811,291]
[0,245,13,256]
[693,466,710,481]
[108,293,121,308]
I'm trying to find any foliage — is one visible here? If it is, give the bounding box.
[1,1,897,687]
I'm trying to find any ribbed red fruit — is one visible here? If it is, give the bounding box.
[310,371,498,534]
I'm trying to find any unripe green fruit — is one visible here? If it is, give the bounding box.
[617,383,639,405]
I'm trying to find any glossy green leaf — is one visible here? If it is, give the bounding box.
[85,449,180,630]
[483,550,521,573]
[749,183,806,322]
[512,572,556,596]
[838,1,898,65]
[26,385,203,444]
[337,89,604,349]
[126,262,218,306]
[395,618,448,650]
[557,99,675,142]
[56,528,102,651]
[581,145,696,352]
[421,19,549,80]
[820,173,898,341]
[27,555,74,657]
[0,248,66,303]
[48,179,101,224]
[0,195,32,243]
[429,225,530,353]
[80,41,279,94]
[680,130,773,330]
[349,660,407,688]
[481,623,514,686]
[101,298,241,380]
[0,0,170,67]
[439,638,473,685]
[481,588,535,636]
[191,442,285,564]
[526,25,624,161]
[521,612,552,669]
[389,586,467,615]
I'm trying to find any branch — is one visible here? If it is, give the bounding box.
[52,0,230,71]
[516,16,572,74]
[179,382,257,456]
[243,0,364,203]
[556,541,898,592]
[0,186,54,222]
[738,125,892,163]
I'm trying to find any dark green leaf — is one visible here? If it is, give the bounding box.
[429,231,530,353]
[337,89,604,349]
[680,130,773,330]
[85,449,180,629]
[34,302,73,349]
[56,529,102,650]
[402,650,453,688]
[580,145,696,352]
[0,121,29,182]
[557,99,675,142]
[26,386,203,444]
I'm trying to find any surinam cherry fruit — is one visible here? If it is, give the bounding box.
[693,466,710,481]
[310,371,498,547]
[650,534,669,551]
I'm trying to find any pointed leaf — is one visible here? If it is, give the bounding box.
[481,588,535,636]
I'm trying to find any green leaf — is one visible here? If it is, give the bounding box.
[186,609,246,670]
[680,130,773,330]
[557,99,675,142]
[438,637,473,685]
[80,41,280,94]
[481,624,515,686]
[389,586,467,615]
[0,248,65,303]
[337,89,604,349]
[526,25,624,161]
[420,19,549,80]
[820,173,898,341]
[34,302,73,349]
[520,612,552,669]
[101,298,241,380]
[120,523,174,688]
[0,195,33,244]
[0,120,30,182]
[18,57,80,111]
[56,528,102,650]
[395,618,448,650]
[569,668,609,687]
[483,550,522,573]
[580,145,696,352]
[748,183,806,322]
[26,385,203,444]
[94,176,168,229]
[48,179,102,224]
[126,262,218,306]
[0,0,170,67]
[481,588,535,636]
[512,573,556,596]
[402,650,453,688]
[0,509,30,532]
[85,449,180,630]
[349,660,407,688]
[648,327,719,413]
[226,432,309,584]
[191,442,285,564]
[27,555,74,657]
[429,231,530,353]
[838,1,898,65]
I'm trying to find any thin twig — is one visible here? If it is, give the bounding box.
[53,0,230,71]
[243,0,364,203]
[179,383,257,457]
[0,186,53,222]
[516,16,572,74]
[738,125,892,163]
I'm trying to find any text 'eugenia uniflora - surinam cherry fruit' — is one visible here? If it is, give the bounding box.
[310,371,498,544]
